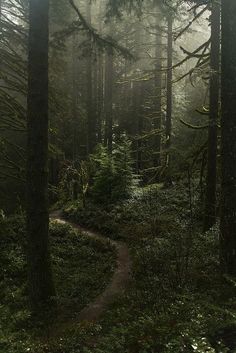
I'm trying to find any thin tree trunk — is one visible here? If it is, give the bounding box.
[204,0,220,232]
[97,52,104,143]
[27,0,56,312]
[72,34,79,162]
[136,82,144,173]
[153,10,162,169]
[0,0,2,25]
[97,3,104,144]
[165,13,173,184]
[220,0,236,276]
[86,1,96,154]
[104,47,113,154]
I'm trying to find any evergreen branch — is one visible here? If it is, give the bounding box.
[67,0,134,59]
[180,118,210,130]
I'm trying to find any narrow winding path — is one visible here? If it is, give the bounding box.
[50,211,131,323]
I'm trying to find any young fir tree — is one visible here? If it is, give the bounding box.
[92,137,135,204]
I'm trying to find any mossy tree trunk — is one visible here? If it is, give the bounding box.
[165,13,173,183]
[204,0,220,232]
[153,8,163,169]
[220,0,236,276]
[104,47,113,154]
[86,1,96,154]
[27,0,56,313]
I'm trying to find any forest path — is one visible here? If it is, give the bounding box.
[50,210,131,324]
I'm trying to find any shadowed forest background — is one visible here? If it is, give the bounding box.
[1,0,236,352]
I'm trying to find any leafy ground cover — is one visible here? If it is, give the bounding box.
[63,183,236,353]
[1,183,236,353]
[0,216,116,353]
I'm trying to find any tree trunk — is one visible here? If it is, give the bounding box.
[136,81,144,173]
[0,0,2,24]
[153,9,162,169]
[97,4,104,144]
[86,1,96,154]
[104,47,113,154]
[203,0,220,232]
[72,34,79,162]
[97,52,104,143]
[165,13,173,183]
[220,0,236,276]
[27,0,56,312]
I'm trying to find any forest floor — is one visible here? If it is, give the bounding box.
[50,211,131,324]
[0,212,116,353]
[1,184,236,353]
[59,183,236,353]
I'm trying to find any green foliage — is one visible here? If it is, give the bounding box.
[58,161,90,204]
[91,138,138,204]
[64,184,236,353]
[50,220,116,311]
[0,215,116,353]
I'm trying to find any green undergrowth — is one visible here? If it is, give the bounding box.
[0,215,116,353]
[62,183,236,353]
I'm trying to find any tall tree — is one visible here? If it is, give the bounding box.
[96,2,104,144]
[204,0,220,231]
[86,1,97,154]
[27,0,56,311]
[220,0,236,276]
[134,81,144,173]
[104,46,113,154]
[165,12,173,183]
[153,8,163,169]
[72,33,80,161]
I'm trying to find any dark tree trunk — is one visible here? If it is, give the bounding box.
[97,52,104,143]
[27,0,56,312]
[96,3,104,144]
[136,82,144,173]
[204,0,220,232]
[104,48,113,154]
[97,3,104,143]
[86,2,96,154]
[165,13,173,183]
[153,10,162,169]
[72,34,79,162]
[0,0,2,46]
[220,0,236,276]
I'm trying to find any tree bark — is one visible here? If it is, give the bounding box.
[104,47,113,154]
[165,13,173,183]
[220,0,236,276]
[204,0,220,232]
[72,34,79,162]
[153,10,162,169]
[96,4,104,144]
[97,52,104,144]
[86,1,96,154]
[27,0,56,312]
[136,81,144,173]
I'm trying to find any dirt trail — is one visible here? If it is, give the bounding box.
[50,211,131,323]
